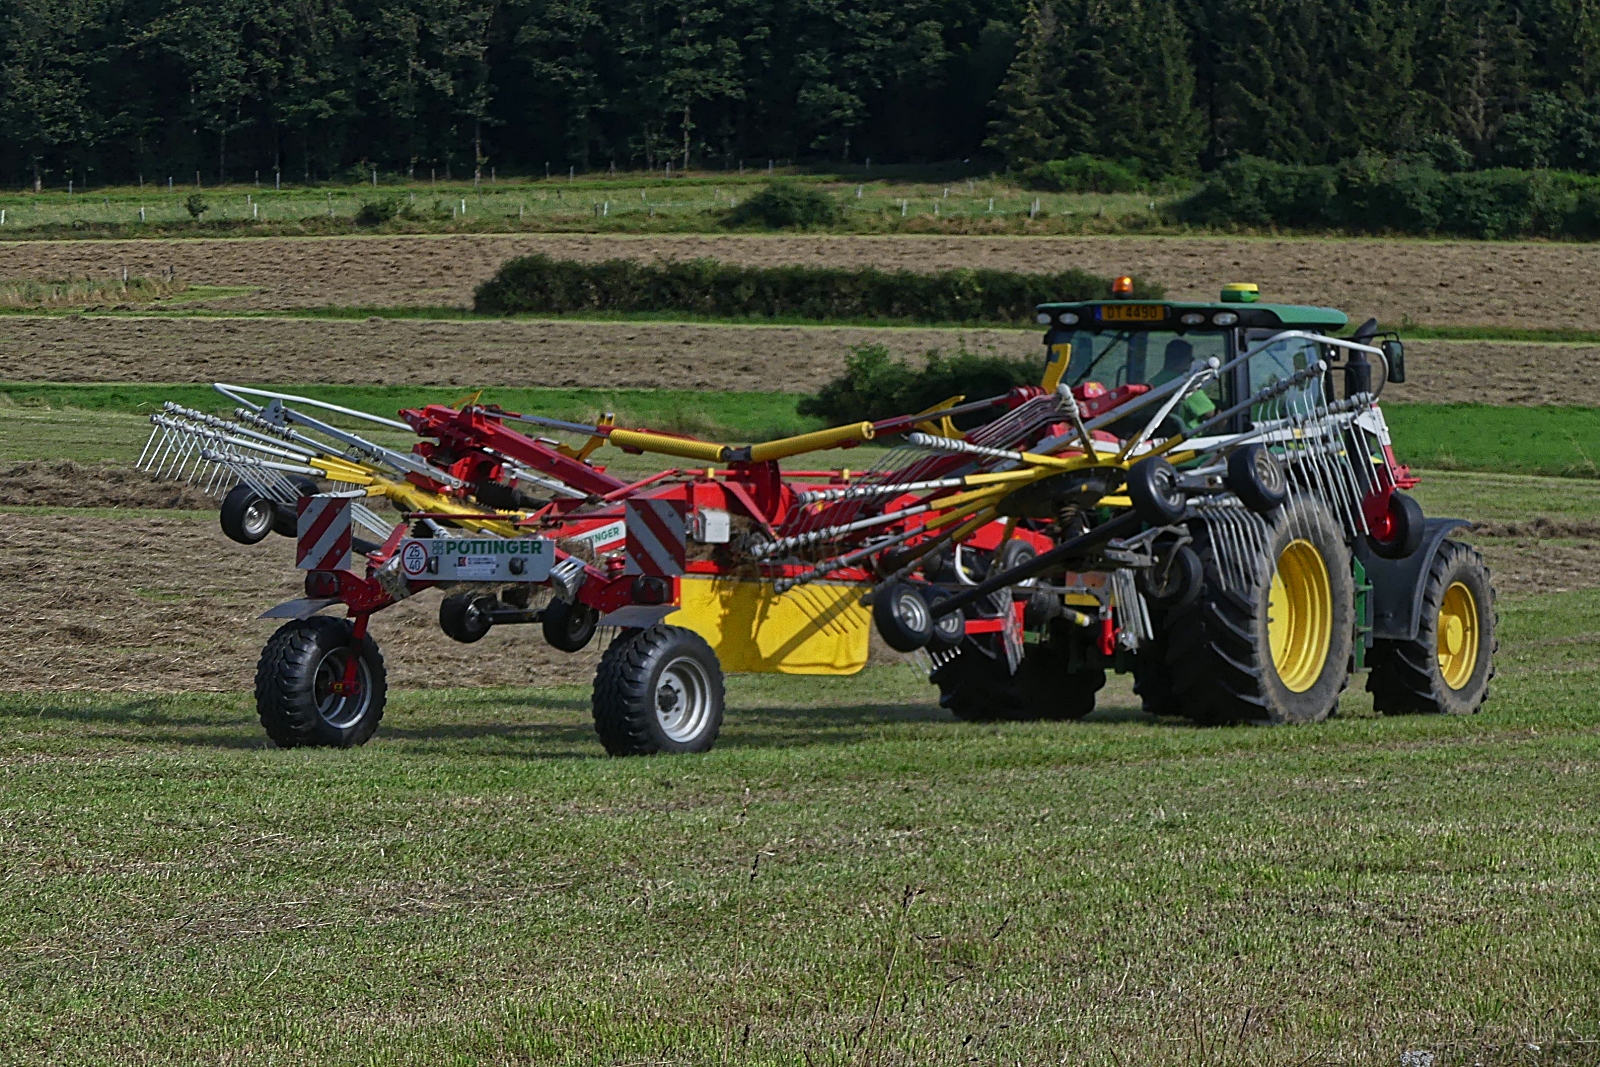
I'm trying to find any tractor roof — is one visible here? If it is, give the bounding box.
[1036,300,1348,331]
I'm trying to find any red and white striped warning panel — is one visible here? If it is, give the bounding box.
[297,495,353,572]
[624,498,686,576]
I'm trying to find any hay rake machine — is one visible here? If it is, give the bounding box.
[144,282,1495,753]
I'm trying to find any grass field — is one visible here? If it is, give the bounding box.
[0,583,1595,1063]
[0,172,1171,240]
[7,383,1600,480]
[1,382,1598,1060]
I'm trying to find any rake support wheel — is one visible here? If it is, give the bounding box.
[220,484,275,545]
[1367,540,1496,715]
[592,625,725,755]
[255,616,387,748]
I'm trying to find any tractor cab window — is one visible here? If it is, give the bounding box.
[1242,329,1324,418]
[1054,329,1226,431]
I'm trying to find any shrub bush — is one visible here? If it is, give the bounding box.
[1023,156,1145,193]
[184,194,208,220]
[798,343,1041,426]
[723,181,843,229]
[474,255,1162,323]
[1174,156,1600,238]
[355,198,399,226]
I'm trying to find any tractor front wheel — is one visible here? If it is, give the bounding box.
[1368,540,1496,715]
[592,625,725,755]
[255,616,387,748]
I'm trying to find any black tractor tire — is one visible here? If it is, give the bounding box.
[1164,497,1356,725]
[1126,457,1187,525]
[255,616,386,748]
[1367,491,1426,560]
[874,583,933,653]
[592,625,725,755]
[271,476,322,538]
[933,643,1103,722]
[439,592,496,644]
[1368,540,1496,715]
[542,598,600,653]
[220,484,276,545]
[1131,631,1183,717]
[1226,443,1289,515]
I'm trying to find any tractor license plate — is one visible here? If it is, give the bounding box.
[1096,303,1166,322]
[398,537,554,582]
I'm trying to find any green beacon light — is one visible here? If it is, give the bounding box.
[1221,282,1259,304]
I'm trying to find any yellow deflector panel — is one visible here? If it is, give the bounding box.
[668,577,870,676]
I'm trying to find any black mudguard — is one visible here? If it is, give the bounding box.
[1355,517,1471,642]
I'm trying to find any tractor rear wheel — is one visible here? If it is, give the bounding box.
[1165,497,1355,725]
[1367,540,1496,715]
[933,640,1103,722]
[592,625,725,755]
[255,616,387,748]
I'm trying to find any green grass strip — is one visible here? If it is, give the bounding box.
[1388,324,1600,344]
[8,382,1599,479]
[1383,402,1600,478]
[0,382,821,442]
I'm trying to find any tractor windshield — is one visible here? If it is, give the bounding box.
[1054,329,1226,431]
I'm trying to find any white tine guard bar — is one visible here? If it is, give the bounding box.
[213,383,412,431]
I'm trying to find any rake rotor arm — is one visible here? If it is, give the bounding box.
[928,510,1145,619]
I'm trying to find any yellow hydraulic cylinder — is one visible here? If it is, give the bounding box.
[607,429,731,464]
[745,422,875,463]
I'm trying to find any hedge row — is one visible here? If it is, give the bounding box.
[473,255,1162,323]
[797,343,1041,427]
[1175,156,1600,239]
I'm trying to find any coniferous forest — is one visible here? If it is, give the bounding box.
[4,0,1600,188]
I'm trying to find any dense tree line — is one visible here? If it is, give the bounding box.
[991,0,1600,178]
[5,0,1600,189]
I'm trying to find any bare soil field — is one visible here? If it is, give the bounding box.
[0,510,615,693]
[0,314,1023,394]
[0,313,1587,405]
[0,232,1598,328]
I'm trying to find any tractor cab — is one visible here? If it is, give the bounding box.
[1034,283,1356,436]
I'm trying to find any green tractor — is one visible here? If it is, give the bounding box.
[999,283,1496,724]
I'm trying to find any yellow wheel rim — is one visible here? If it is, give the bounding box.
[1437,581,1480,691]
[1267,539,1333,693]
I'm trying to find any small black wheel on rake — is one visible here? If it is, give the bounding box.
[255,616,387,748]
[873,583,933,652]
[1367,491,1425,560]
[220,484,276,545]
[543,598,600,653]
[926,593,966,653]
[1138,540,1203,612]
[271,476,322,538]
[1226,444,1289,514]
[1126,457,1187,525]
[439,592,496,643]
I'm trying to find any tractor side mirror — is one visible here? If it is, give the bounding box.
[1382,339,1406,384]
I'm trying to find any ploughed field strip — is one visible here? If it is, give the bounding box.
[0,314,1592,406]
[0,233,1597,328]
